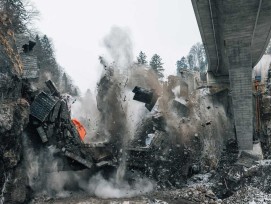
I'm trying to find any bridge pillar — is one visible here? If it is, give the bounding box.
[227,40,253,150]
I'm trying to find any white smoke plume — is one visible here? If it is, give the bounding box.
[79,172,155,199]
[23,131,155,199]
[22,132,67,196]
[103,26,134,69]
[71,89,100,143]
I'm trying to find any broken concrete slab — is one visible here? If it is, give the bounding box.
[59,100,70,120]
[235,143,263,167]
[132,86,159,111]
[45,80,60,97]
[171,100,189,117]
[242,142,263,160]
[132,86,153,104]
[145,91,159,111]
[64,151,93,169]
[30,92,57,122]
[82,145,112,162]
[49,101,61,122]
[36,126,48,143]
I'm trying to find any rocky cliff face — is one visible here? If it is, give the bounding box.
[0,99,29,203]
[0,35,30,203]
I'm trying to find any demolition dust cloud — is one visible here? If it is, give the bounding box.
[22,27,156,199]
[23,26,232,200]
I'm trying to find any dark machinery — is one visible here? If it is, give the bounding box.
[28,80,114,171]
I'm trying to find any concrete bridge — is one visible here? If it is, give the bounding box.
[191,0,271,150]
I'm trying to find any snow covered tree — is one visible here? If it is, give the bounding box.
[187,42,207,72]
[37,35,61,82]
[176,56,188,74]
[137,51,147,65]
[62,72,68,91]
[149,54,164,79]
[0,0,38,33]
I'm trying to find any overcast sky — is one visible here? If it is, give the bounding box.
[30,0,202,93]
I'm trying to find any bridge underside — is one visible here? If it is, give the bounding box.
[192,0,271,150]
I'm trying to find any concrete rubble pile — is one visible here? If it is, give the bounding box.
[1,68,271,204]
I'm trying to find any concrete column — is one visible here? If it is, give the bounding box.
[226,40,253,150]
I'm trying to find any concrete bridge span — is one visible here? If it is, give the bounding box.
[192,0,271,150]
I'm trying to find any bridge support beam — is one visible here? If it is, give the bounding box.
[227,40,253,150]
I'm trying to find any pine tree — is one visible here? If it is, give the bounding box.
[62,73,68,92]
[187,42,207,72]
[34,35,43,68]
[186,54,193,70]
[40,35,56,66]
[137,51,147,65]
[73,88,78,96]
[38,35,61,81]
[176,56,188,74]
[149,54,164,79]
[0,0,37,33]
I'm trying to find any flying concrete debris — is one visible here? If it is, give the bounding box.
[132,86,159,111]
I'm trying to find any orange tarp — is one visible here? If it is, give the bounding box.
[72,119,86,141]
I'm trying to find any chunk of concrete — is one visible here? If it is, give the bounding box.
[49,101,61,122]
[30,92,57,122]
[64,151,93,169]
[235,143,263,167]
[171,99,189,117]
[60,100,70,120]
[132,86,159,111]
[36,126,48,143]
[132,86,153,104]
[45,80,60,96]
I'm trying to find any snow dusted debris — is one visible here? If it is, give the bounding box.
[148,199,168,204]
[256,159,271,166]
[187,173,214,188]
[223,187,271,204]
[73,200,167,204]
